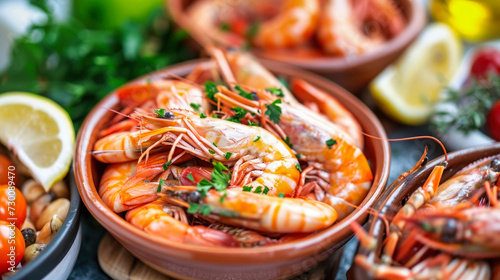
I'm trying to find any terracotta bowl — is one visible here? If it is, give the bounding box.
[74,59,390,279]
[167,0,426,93]
[350,143,500,279]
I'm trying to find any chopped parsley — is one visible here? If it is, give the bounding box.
[204,81,218,102]
[253,136,261,142]
[213,142,218,147]
[212,114,219,118]
[248,121,259,126]
[246,22,260,38]
[253,186,263,194]
[326,139,337,149]
[154,108,165,118]
[188,203,211,216]
[225,152,232,160]
[220,22,231,32]
[284,136,293,149]
[200,113,207,118]
[190,102,201,112]
[262,186,270,195]
[266,87,284,97]
[235,85,255,100]
[295,164,302,172]
[209,149,215,155]
[157,179,165,192]
[242,186,252,192]
[186,173,195,182]
[296,154,302,158]
[231,107,250,119]
[265,99,282,124]
[162,161,172,171]
[278,193,285,198]
[219,191,227,203]
[194,162,231,198]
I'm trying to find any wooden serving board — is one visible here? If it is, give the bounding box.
[98,233,338,280]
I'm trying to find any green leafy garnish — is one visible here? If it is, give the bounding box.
[162,161,172,171]
[194,162,231,198]
[157,179,165,192]
[0,3,196,131]
[253,136,261,142]
[295,164,302,172]
[246,22,260,38]
[219,191,227,203]
[262,186,269,195]
[296,154,302,158]
[225,152,232,160]
[266,87,284,97]
[284,136,293,149]
[187,203,211,216]
[232,107,250,119]
[190,102,201,112]
[209,149,215,155]
[430,76,500,135]
[213,142,218,147]
[326,139,337,149]
[278,193,285,198]
[220,22,231,32]
[242,186,252,192]
[187,202,200,213]
[212,114,219,118]
[248,121,259,126]
[253,186,263,194]
[235,85,255,100]
[200,113,207,118]
[265,99,282,124]
[155,109,166,118]
[186,173,195,182]
[204,81,218,102]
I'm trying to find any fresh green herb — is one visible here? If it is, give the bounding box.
[296,154,302,158]
[186,173,195,182]
[187,202,200,214]
[200,113,207,118]
[430,76,500,135]
[266,87,285,97]
[226,116,241,123]
[0,3,196,130]
[210,162,231,191]
[242,186,253,192]
[225,152,232,160]
[253,136,261,142]
[209,149,215,155]
[218,210,239,217]
[157,179,165,192]
[212,114,219,118]
[246,22,260,38]
[220,22,231,32]
[422,222,432,232]
[213,142,218,147]
[284,136,293,149]
[278,193,285,198]
[248,121,259,126]
[155,109,166,118]
[231,107,250,119]
[235,85,255,100]
[326,139,337,149]
[219,191,227,203]
[295,164,302,172]
[162,161,172,171]
[204,81,218,102]
[200,205,211,215]
[265,99,282,124]
[253,186,263,194]
[262,186,269,195]
[190,102,201,112]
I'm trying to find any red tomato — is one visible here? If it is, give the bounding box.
[0,156,16,186]
[470,48,500,78]
[0,185,27,229]
[0,220,25,275]
[487,100,500,141]
[180,167,212,186]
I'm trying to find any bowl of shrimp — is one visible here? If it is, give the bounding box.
[168,0,426,93]
[350,143,500,279]
[74,50,390,279]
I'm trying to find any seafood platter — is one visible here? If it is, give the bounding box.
[74,49,390,279]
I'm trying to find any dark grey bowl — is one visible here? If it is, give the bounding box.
[10,169,81,280]
[350,143,500,279]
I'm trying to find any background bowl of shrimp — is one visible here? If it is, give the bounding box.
[350,143,500,279]
[168,0,426,93]
[74,59,390,279]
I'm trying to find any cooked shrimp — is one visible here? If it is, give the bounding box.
[126,200,240,247]
[318,0,384,56]
[252,0,320,49]
[166,188,337,233]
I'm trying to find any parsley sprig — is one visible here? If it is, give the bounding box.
[265,99,282,124]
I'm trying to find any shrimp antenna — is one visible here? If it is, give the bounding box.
[100,107,141,123]
[358,132,448,162]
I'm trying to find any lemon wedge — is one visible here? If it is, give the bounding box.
[0,92,74,190]
[371,23,463,125]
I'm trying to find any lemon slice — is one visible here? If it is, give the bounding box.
[371,23,463,125]
[0,92,74,190]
